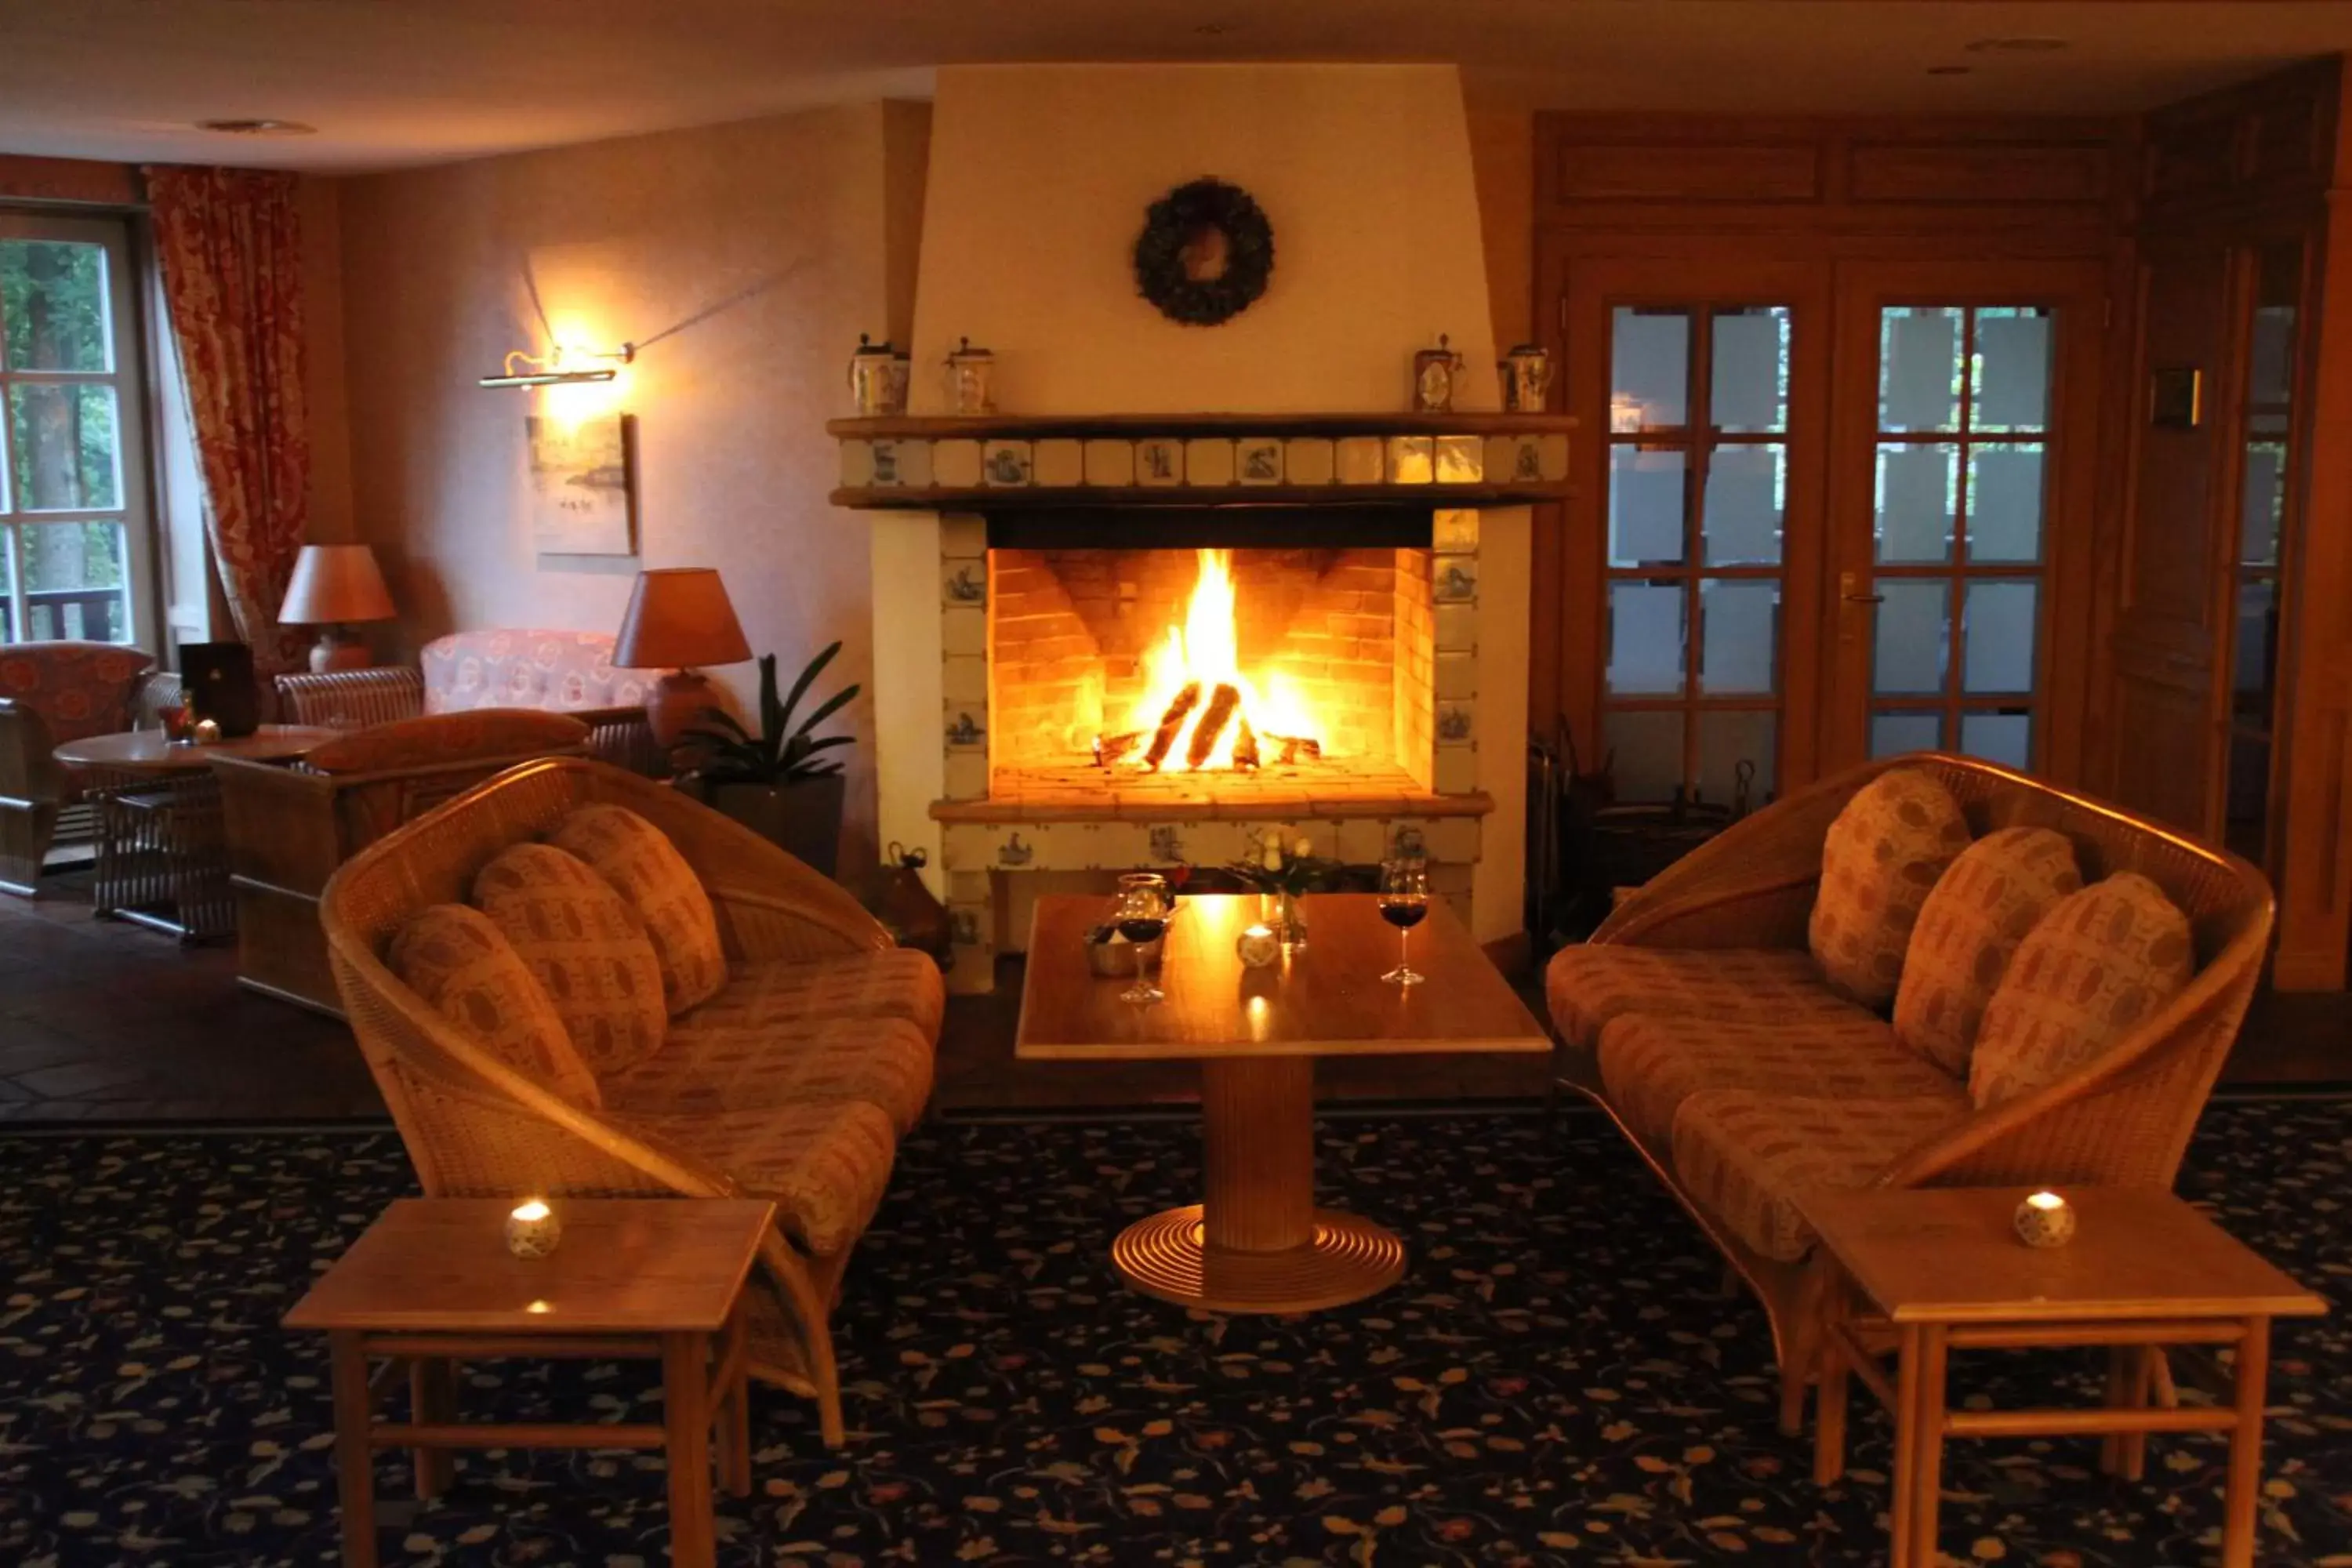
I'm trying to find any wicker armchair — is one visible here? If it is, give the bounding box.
[321,757,924,1446]
[0,641,158,895]
[1547,753,2274,1434]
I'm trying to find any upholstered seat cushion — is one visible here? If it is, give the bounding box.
[692,952,946,1047]
[549,804,728,1015]
[1893,826,2084,1076]
[1545,945,1876,1052]
[602,1007,936,1134]
[1597,1009,1960,1151]
[471,842,667,1075]
[626,1100,898,1255]
[1808,768,1973,1007]
[1969,872,2196,1108]
[1670,1088,1972,1261]
[386,904,603,1109]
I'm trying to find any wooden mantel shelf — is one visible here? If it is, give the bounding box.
[831,411,1573,512]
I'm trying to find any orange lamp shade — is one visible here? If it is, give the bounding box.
[615,568,752,670]
[278,544,397,625]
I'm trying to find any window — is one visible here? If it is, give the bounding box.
[1865,305,2053,771]
[1601,303,1790,809]
[0,212,154,646]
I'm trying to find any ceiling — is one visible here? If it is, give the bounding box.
[2,1,2348,172]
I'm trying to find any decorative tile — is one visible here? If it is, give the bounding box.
[1336,818,1388,864]
[1432,860,1475,895]
[948,870,989,902]
[981,441,1033,487]
[1084,439,1136,487]
[1236,438,1283,485]
[1434,746,1479,796]
[1335,437,1385,485]
[1089,821,1151,867]
[1436,700,1475,744]
[1435,434,1483,485]
[1388,822,1430,859]
[1435,604,1477,653]
[1435,651,1475,701]
[994,828,1040,869]
[1538,432,1571,481]
[1428,816,1481,862]
[1285,437,1335,486]
[874,437,931,488]
[939,514,986,560]
[1136,438,1183,487]
[942,824,994,869]
[1433,557,1479,604]
[1185,438,1236,487]
[942,560,988,608]
[933,439,983,488]
[942,655,987,704]
[942,606,985,656]
[944,704,987,752]
[1387,436,1435,485]
[1432,508,1480,555]
[1146,824,1187,865]
[1033,438,1084,488]
[839,438,874,488]
[943,752,988,800]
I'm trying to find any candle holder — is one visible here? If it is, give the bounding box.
[505,1198,562,1259]
[190,717,222,745]
[2013,1189,2075,1248]
[1235,923,1281,969]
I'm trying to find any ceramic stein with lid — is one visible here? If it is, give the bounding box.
[1500,342,1554,412]
[848,334,909,416]
[946,337,996,415]
[1413,333,1464,413]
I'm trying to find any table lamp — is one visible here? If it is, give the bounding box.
[279,543,397,672]
[615,568,753,750]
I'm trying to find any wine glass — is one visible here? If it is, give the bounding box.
[1109,883,1170,1005]
[1377,858,1429,986]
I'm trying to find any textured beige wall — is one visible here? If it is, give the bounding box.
[1465,110,1535,351]
[337,105,898,867]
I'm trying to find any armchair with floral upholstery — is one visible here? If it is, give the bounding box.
[1545,754,2274,1436]
[319,757,943,1446]
[0,641,159,895]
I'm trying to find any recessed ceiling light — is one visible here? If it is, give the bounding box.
[1965,36,2069,54]
[194,118,318,136]
[1926,65,1973,77]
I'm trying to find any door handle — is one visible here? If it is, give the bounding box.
[1842,592,1886,604]
[1839,572,1884,605]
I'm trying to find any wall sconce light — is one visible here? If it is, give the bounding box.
[479,343,636,389]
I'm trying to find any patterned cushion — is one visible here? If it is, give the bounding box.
[1969,872,2195,1108]
[1671,1089,1972,1262]
[600,955,944,1131]
[304,710,588,774]
[550,804,728,1016]
[628,1101,898,1254]
[0,641,151,747]
[386,905,601,1108]
[470,843,666,1076]
[1597,1009,1961,1150]
[1545,945,1875,1052]
[422,630,648,715]
[1808,768,1973,1007]
[1893,827,2083,1076]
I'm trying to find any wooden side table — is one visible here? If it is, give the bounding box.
[284,1198,775,1568]
[1802,1187,2325,1568]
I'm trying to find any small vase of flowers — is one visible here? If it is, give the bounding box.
[1226,829,1341,953]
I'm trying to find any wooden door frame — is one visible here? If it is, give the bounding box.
[1553,252,1834,799]
[1819,257,2108,784]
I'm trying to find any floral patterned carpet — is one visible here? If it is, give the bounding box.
[1,1102,2346,1566]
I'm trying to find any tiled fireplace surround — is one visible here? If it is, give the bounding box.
[927,507,1492,993]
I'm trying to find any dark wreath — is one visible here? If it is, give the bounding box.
[1133,178,1275,327]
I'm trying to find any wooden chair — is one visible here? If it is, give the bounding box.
[1548,754,2276,1434]
[215,710,592,1014]
[319,757,914,1445]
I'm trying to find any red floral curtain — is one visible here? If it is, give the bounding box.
[148,167,311,673]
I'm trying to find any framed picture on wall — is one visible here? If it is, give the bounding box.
[528,410,638,555]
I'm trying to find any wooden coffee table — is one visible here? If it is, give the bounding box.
[1017,892,1549,1314]
[1803,1186,2326,1568]
[284,1198,773,1568]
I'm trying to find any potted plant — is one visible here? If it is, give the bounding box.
[677,642,858,877]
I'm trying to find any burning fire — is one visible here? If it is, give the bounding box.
[1092,549,1323,772]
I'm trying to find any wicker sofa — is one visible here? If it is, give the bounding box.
[320,758,943,1444]
[1546,753,2274,1435]
[276,629,662,774]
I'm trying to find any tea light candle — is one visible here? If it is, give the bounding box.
[505,1198,562,1259]
[190,717,221,745]
[1235,923,1280,969]
[2013,1189,2075,1248]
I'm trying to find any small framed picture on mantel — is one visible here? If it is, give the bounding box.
[528,409,640,555]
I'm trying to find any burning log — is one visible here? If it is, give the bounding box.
[1185,683,1243,769]
[1142,681,1202,770]
[1094,731,1143,768]
[1232,720,1261,771]
[1267,733,1323,765]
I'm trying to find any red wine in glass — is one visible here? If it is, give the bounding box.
[1116,917,1167,944]
[1378,901,1428,931]
[1109,885,1169,1004]
[1379,858,1429,985]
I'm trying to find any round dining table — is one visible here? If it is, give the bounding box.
[54,724,342,940]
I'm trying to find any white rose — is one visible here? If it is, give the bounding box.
[1261,842,1283,872]
[1293,837,1314,859]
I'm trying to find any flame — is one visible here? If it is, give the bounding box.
[1113,549,1321,771]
